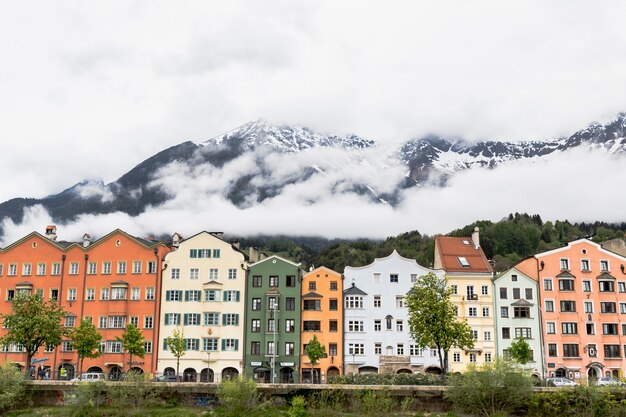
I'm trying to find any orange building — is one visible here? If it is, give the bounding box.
[536,239,626,381]
[300,266,343,383]
[0,226,170,380]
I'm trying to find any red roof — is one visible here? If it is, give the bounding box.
[435,236,493,273]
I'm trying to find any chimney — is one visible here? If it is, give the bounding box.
[82,233,91,247]
[45,225,57,241]
[210,232,224,240]
[230,240,241,250]
[471,227,480,249]
[172,233,183,248]
[249,247,259,263]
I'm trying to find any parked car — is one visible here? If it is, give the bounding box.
[596,377,626,387]
[154,374,180,382]
[71,372,106,382]
[546,377,577,387]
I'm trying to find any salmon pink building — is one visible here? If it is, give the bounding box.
[536,239,626,381]
[0,227,170,380]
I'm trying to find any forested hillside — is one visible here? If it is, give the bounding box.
[237,214,626,273]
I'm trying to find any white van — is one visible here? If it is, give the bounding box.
[71,372,106,382]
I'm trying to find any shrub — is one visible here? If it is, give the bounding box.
[0,361,27,413]
[107,372,160,411]
[215,377,259,417]
[357,389,394,415]
[444,360,533,417]
[527,385,626,417]
[288,395,307,417]
[328,372,444,386]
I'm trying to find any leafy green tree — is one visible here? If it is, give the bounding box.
[304,334,326,383]
[117,324,144,372]
[405,272,474,374]
[164,328,186,379]
[0,293,66,376]
[507,337,533,365]
[71,318,102,376]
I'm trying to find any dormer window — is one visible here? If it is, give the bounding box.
[462,240,470,245]
[458,257,470,267]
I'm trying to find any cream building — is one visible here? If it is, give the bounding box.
[157,232,247,382]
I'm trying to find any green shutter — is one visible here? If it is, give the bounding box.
[223,291,228,302]
[235,291,240,302]
[185,291,189,302]
[165,291,171,301]
[190,249,197,258]
[221,339,226,351]
[178,290,183,300]
[184,314,188,325]
[195,339,200,351]
[164,314,170,325]
[234,339,239,351]
[177,313,181,324]
[222,314,227,326]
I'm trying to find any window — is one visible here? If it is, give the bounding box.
[600,260,609,272]
[8,264,17,276]
[131,287,140,300]
[545,300,554,312]
[560,300,576,312]
[559,279,574,291]
[373,295,381,307]
[603,323,618,335]
[587,323,595,335]
[304,300,321,311]
[308,281,316,290]
[620,303,626,314]
[482,307,490,317]
[563,344,579,357]
[395,296,404,308]
[466,285,475,298]
[252,276,262,287]
[469,353,476,363]
[511,274,518,282]
[132,261,142,274]
[285,342,294,356]
[458,257,470,267]
[85,288,95,301]
[451,285,458,295]
[109,316,126,328]
[189,268,199,280]
[186,339,200,351]
[64,316,76,327]
[62,341,74,352]
[267,342,276,355]
[329,343,337,356]
[390,273,399,283]
[69,262,79,275]
[223,290,240,302]
[102,261,111,274]
[330,281,338,290]
[209,268,218,280]
[513,307,530,318]
[212,249,221,258]
[223,313,239,326]
[36,263,46,276]
[268,297,278,310]
[348,343,364,355]
[204,289,220,301]
[251,342,261,355]
[482,285,489,295]
[374,320,382,331]
[502,327,510,339]
[252,298,261,311]
[117,261,126,274]
[285,319,295,332]
[584,301,593,313]
[548,343,557,357]
[543,279,552,291]
[484,331,491,341]
[286,275,296,287]
[397,343,404,355]
[619,282,626,293]
[270,276,279,287]
[267,319,276,333]
[147,261,157,273]
[547,322,556,334]
[513,288,520,299]
[329,320,338,332]
[581,259,590,271]
[184,313,201,325]
[107,341,123,353]
[67,288,77,301]
[0,264,3,276]
[468,307,477,317]
[562,322,578,334]
[500,307,509,318]
[525,288,533,300]
[303,321,321,331]
[171,268,180,280]
[329,299,338,311]
[204,312,219,325]
[374,343,382,355]
[145,287,155,300]
[604,344,620,358]
[453,352,461,362]
[396,320,404,332]
[144,316,153,329]
[99,317,108,328]
[111,287,127,300]
[580,280,592,292]
[472,330,479,340]
[560,258,569,270]
[144,341,152,354]
[164,313,181,326]
[286,297,295,311]
[228,269,237,280]
[345,296,363,309]
[599,281,615,292]
[203,338,218,352]
[515,327,532,339]
[601,302,617,313]
[130,316,139,326]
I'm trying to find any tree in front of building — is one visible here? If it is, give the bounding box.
[0,293,66,377]
[507,337,532,365]
[165,328,186,380]
[304,334,326,384]
[70,318,102,376]
[405,272,475,374]
[117,324,144,374]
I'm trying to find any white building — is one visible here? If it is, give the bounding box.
[343,250,445,374]
[157,232,247,382]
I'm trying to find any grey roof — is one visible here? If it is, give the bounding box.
[556,271,576,279]
[596,272,616,280]
[302,291,323,299]
[511,299,534,307]
[344,284,367,296]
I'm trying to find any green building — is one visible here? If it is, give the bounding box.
[245,255,302,383]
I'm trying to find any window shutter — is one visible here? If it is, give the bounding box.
[177,314,181,325]
[195,339,200,351]
[190,249,197,258]
[165,291,170,301]
[184,314,188,325]
[234,339,239,351]
[178,290,183,301]
[185,291,189,302]
[221,339,226,351]
[222,314,227,326]
[234,314,239,326]
[235,291,240,302]
[223,291,228,302]
[164,315,170,325]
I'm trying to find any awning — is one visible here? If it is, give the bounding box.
[105,362,123,367]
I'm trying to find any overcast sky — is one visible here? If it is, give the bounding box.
[1,1,626,242]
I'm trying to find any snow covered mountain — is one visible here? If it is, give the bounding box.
[0,113,625,228]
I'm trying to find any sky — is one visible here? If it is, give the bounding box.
[1,0,626,243]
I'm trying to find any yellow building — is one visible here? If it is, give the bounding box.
[434,227,495,372]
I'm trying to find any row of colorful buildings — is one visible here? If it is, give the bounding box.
[1,225,625,383]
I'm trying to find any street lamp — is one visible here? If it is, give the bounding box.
[271,303,277,384]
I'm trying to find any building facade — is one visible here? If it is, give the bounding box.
[157,232,247,382]
[300,266,343,383]
[493,258,544,377]
[434,228,495,372]
[0,227,169,380]
[536,239,626,381]
[343,250,444,374]
[245,255,302,383]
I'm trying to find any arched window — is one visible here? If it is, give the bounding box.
[386,315,393,330]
